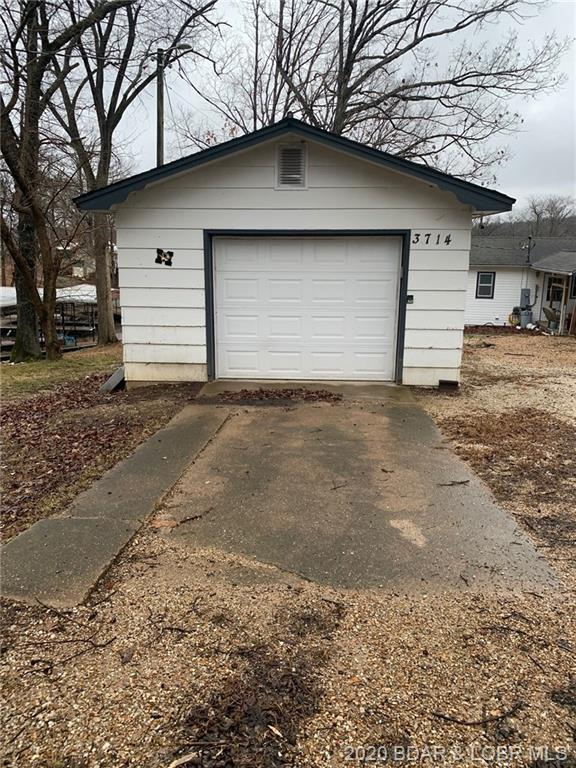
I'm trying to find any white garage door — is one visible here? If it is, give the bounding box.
[214,236,401,381]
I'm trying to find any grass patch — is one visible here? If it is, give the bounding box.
[1,344,122,400]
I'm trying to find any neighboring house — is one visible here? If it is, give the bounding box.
[531,250,576,334]
[466,236,576,327]
[75,117,513,387]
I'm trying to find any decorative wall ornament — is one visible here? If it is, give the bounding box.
[155,248,173,266]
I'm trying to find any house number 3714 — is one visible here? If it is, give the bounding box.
[412,233,452,245]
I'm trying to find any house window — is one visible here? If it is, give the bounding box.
[476,271,495,299]
[570,275,576,299]
[277,144,306,188]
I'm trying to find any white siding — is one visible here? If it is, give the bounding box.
[465,267,536,326]
[115,137,473,386]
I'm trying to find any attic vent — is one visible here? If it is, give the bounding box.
[278,144,305,188]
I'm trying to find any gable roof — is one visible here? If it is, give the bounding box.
[532,251,576,275]
[74,117,514,214]
[471,236,576,268]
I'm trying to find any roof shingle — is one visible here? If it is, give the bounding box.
[531,251,576,275]
[470,236,576,268]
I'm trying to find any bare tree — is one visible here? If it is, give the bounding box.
[526,195,575,236]
[176,0,569,181]
[49,0,220,345]
[1,0,130,360]
[473,194,576,237]
[173,0,304,148]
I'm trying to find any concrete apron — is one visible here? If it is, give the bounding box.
[1,405,229,608]
[198,379,414,403]
[165,394,558,593]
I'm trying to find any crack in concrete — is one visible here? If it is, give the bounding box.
[176,506,215,526]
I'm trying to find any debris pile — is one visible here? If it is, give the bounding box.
[216,387,343,403]
[465,324,543,335]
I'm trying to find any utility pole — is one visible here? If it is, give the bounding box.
[156,47,164,166]
[519,235,535,291]
[155,44,192,166]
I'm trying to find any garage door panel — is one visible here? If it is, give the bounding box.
[309,315,346,339]
[221,278,259,302]
[356,254,384,266]
[269,240,304,265]
[215,237,401,381]
[355,278,396,304]
[310,240,347,266]
[268,315,303,338]
[268,350,303,374]
[310,280,347,303]
[354,315,395,340]
[219,349,260,375]
[218,240,259,269]
[353,350,390,375]
[268,279,303,302]
[223,315,259,338]
[219,344,393,379]
[308,350,346,374]
[355,242,393,264]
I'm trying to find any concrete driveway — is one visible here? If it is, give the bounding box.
[163,386,556,591]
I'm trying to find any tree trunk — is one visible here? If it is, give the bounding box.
[42,309,61,360]
[39,268,61,360]
[94,212,117,344]
[11,212,42,361]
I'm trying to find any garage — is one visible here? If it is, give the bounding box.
[214,236,401,380]
[75,115,514,387]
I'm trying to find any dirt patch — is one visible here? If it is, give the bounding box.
[170,601,345,767]
[215,387,343,404]
[1,374,201,540]
[518,511,576,549]
[438,408,575,507]
[550,680,576,714]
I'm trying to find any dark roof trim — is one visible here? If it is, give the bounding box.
[74,117,515,213]
[470,263,528,269]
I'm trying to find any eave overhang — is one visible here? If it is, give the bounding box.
[74,117,515,214]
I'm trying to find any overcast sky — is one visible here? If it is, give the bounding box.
[488,0,576,208]
[122,0,576,213]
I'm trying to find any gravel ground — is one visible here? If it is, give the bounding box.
[1,334,575,768]
[2,539,575,768]
[424,334,576,425]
